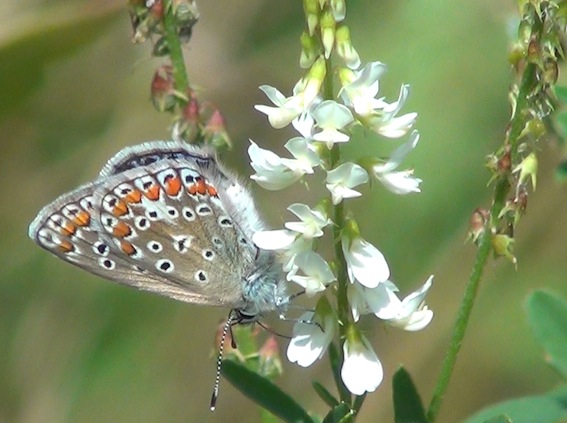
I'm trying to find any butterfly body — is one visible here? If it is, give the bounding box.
[29,141,287,320]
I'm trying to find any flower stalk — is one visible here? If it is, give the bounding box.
[251,1,433,418]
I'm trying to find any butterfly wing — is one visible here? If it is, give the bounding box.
[90,158,258,307]
[28,162,256,307]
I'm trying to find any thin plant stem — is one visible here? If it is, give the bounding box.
[162,0,190,102]
[427,36,540,423]
[426,224,491,422]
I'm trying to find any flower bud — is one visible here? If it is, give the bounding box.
[303,0,320,35]
[467,208,488,244]
[492,234,517,266]
[330,0,346,21]
[320,9,336,58]
[300,31,320,69]
[336,25,360,69]
[514,152,538,190]
[151,66,176,111]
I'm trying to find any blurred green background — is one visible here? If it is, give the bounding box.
[2,1,567,422]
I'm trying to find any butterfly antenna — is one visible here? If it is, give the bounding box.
[210,312,234,411]
[257,321,292,340]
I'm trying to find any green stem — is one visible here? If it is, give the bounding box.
[163,0,190,101]
[426,224,492,422]
[427,15,543,420]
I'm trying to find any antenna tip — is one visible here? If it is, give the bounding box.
[209,391,218,411]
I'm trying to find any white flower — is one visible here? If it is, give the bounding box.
[291,111,316,139]
[284,203,332,238]
[253,204,332,274]
[311,100,354,149]
[369,84,417,138]
[377,169,422,195]
[248,141,302,190]
[376,275,434,331]
[280,236,314,273]
[342,236,390,288]
[287,303,335,367]
[282,137,321,173]
[341,333,383,395]
[288,251,336,295]
[373,130,422,194]
[348,280,399,322]
[248,138,321,190]
[340,61,387,116]
[255,79,320,129]
[326,163,368,205]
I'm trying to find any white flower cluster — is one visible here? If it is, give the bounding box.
[248,0,433,397]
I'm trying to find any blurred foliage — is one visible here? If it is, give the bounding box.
[2,1,567,423]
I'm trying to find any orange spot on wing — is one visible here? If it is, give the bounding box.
[113,200,129,217]
[206,184,218,197]
[196,178,207,195]
[58,240,74,253]
[73,210,91,227]
[60,221,77,236]
[164,175,182,196]
[120,240,136,256]
[144,184,160,201]
[113,221,132,238]
[125,190,142,204]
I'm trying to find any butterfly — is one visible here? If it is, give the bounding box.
[28,141,288,323]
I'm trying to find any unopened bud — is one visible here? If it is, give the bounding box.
[300,31,320,69]
[303,0,320,35]
[513,152,538,190]
[492,234,517,266]
[330,0,346,21]
[320,9,336,59]
[336,25,360,69]
[468,208,489,244]
[151,67,176,111]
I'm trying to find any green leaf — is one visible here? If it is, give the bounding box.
[483,415,513,423]
[221,359,314,423]
[322,403,352,423]
[313,381,339,407]
[392,367,427,423]
[461,385,567,423]
[527,291,567,379]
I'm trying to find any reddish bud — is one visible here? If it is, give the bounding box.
[151,66,176,112]
[468,208,489,243]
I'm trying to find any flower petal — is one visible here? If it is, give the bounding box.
[342,237,390,288]
[341,336,383,395]
[287,311,334,367]
[253,230,296,250]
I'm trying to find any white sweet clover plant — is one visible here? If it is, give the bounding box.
[249,0,433,398]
